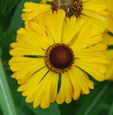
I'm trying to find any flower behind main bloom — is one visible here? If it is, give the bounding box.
[9,10,108,109]
[102,0,113,80]
[103,33,113,80]
[105,0,113,33]
[22,0,108,32]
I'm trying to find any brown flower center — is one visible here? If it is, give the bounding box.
[52,0,83,17]
[45,43,75,73]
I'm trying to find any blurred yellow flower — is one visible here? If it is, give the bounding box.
[103,32,113,45]
[9,10,108,109]
[103,32,113,80]
[22,0,108,32]
[103,0,113,80]
[106,0,113,33]
[105,49,113,80]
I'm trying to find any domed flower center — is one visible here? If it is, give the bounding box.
[45,43,75,73]
[52,0,83,17]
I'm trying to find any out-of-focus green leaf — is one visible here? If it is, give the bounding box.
[8,0,40,33]
[1,33,16,47]
[0,32,16,69]
[0,108,3,115]
[7,0,20,14]
[59,101,77,115]
[74,81,113,115]
[16,107,26,115]
[0,47,2,56]
[0,21,3,42]
[0,0,20,15]
[8,0,24,33]
[0,0,8,14]
[0,58,17,115]
[23,100,61,115]
[108,103,113,115]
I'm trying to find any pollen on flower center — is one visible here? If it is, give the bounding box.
[45,43,75,73]
[52,0,83,17]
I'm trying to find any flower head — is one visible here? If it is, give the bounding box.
[103,32,113,80]
[9,10,108,109]
[22,0,108,32]
[105,49,113,80]
[105,0,113,33]
[102,0,113,80]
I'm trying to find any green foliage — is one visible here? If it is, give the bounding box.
[0,58,17,115]
[0,0,113,115]
[8,0,40,33]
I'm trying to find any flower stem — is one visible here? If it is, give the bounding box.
[0,57,17,115]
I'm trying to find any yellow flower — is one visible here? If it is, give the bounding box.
[103,32,113,45]
[103,32,113,80]
[105,0,113,33]
[9,10,108,109]
[103,0,113,80]
[22,0,108,32]
[105,49,113,80]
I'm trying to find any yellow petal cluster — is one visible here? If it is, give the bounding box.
[103,33,113,80]
[102,0,113,80]
[9,10,108,109]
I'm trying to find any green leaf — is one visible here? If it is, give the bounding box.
[59,101,77,115]
[8,0,40,33]
[0,47,2,56]
[0,0,20,15]
[16,107,26,115]
[108,103,113,115]
[0,22,3,40]
[0,0,8,14]
[75,81,113,115]
[7,0,20,14]
[23,100,61,115]
[0,58,17,115]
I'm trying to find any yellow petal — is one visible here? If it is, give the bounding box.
[75,61,106,81]
[103,33,113,45]
[73,44,107,60]
[18,67,48,92]
[62,17,85,44]
[68,66,94,97]
[10,58,45,81]
[56,73,72,104]
[22,2,51,20]
[44,10,65,43]
[81,0,108,32]
[50,72,59,102]
[67,70,81,100]
[105,60,113,80]
[105,50,113,61]
[71,24,103,50]
[33,71,54,109]
[16,28,49,50]
[24,22,50,49]
[76,59,107,74]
